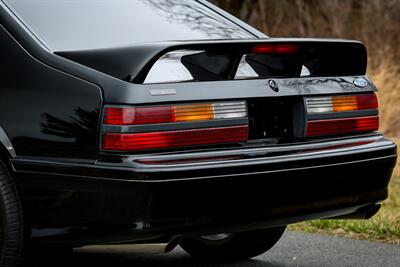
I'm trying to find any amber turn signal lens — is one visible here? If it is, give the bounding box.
[175,103,214,122]
[332,95,358,112]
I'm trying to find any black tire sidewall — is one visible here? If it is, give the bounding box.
[0,160,27,266]
[181,226,286,262]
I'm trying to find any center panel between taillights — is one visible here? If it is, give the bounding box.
[247,96,306,140]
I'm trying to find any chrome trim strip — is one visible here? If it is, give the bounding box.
[0,126,16,158]
[130,141,394,171]
[131,135,385,165]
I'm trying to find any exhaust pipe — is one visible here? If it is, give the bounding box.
[74,235,182,254]
[329,204,381,219]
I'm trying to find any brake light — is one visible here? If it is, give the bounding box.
[306,116,379,137]
[251,44,299,54]
[104,106,175,125]
[102,126,248,151]
[305,93,379,137]
[101,101,248,151]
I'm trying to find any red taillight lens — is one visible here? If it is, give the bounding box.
[135,155,243,165]
[355,94,378,110]
[102,126,248,151]
[251,44,299,54]
[306,116,379,137]
[104,106,175,125]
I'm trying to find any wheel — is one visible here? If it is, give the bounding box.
[0,160,28,266]
[180,226,286,262]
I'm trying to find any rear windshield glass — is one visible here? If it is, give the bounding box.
[3,0,255,51]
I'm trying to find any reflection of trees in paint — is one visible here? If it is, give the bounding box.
[142,0,252,39]
[41,108,98,144]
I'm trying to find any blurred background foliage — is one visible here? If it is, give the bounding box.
[212,0,400,138]
[212,0,400,243]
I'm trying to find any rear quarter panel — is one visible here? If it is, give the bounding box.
[0,24,102,160]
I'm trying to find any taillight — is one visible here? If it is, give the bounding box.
[305,93,379,137]
[306,94,378,113]
[104,106,175,125]
[251,44,299,54]
[104,102,247,125]
[101,101,248,152]
[306,116,379,137]
[102,126,248,151]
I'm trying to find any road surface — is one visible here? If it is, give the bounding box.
[32,231,400,267]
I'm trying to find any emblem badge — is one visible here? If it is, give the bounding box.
[268,80,279,92]
[150,89,176,96]
[353,78,368,88]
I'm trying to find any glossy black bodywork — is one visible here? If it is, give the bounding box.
[0,0,397,247]
[56,40,367,83]
[0,24,102,160]
[13,134,396,246]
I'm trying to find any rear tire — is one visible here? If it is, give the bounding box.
[0,160,28,266]
[180,226,286,262]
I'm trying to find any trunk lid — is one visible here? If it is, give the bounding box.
[55,38,376,153]
[55,38,367,83]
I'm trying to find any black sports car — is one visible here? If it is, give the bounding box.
[0,0,396,265]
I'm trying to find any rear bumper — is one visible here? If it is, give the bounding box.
[13,134,396,244]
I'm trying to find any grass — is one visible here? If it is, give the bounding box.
[289,62,400,244]
[373,64,400,138]
[289,137,400,245]
[289,175,400,244]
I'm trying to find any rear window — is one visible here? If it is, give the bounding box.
[3,0,255,51]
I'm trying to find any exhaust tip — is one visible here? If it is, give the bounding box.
[330,204,382,220]
[74,235,183,255]
[164,235,182,253]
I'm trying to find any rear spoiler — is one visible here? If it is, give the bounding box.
[55,38,367,83]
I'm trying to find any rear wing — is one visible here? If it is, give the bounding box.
[55,38,367,84]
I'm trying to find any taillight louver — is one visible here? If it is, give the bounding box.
[306,94,378,113]
[306,116,379,137]
[305,93,379,137]
[102,126,248,151]
[103,101,247,125]
[102,101,248,152]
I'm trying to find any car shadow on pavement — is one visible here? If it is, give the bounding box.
[31,249,288,267]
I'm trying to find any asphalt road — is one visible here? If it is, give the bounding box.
[32,231,400,267]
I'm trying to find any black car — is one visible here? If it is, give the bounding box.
[0,0,396,265]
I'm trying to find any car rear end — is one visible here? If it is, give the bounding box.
[1,0,396,249]
[85,40,396,236]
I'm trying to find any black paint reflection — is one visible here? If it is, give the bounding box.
[41,108,98,145]
[4,0,254,51]
[141,0,252,39]
[283,78,359,94]
[12,108,99,158]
